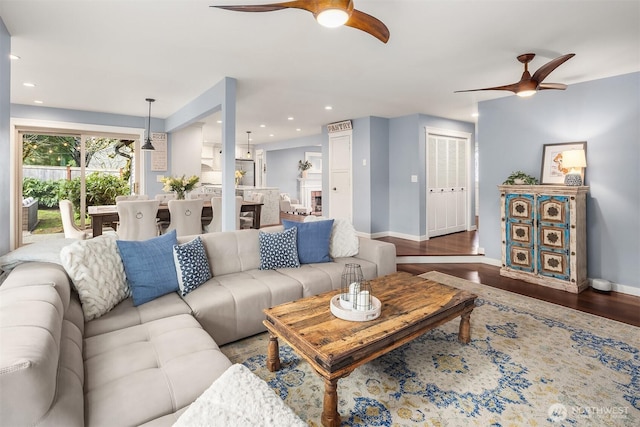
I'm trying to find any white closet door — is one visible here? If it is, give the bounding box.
[427,132,468,238]
[329,132,352,221]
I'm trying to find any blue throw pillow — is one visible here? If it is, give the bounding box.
[259,227,300,270]
[116,230,180,306]
[282,219,334,264]
[173,236,211,296]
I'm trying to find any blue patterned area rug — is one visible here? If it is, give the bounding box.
[221,271,639,426]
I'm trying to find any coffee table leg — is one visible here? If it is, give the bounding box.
[458,309,473,344]
[321,378,340,427]
[267,335,281,372]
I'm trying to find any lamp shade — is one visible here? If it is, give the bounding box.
[562,149,586,168]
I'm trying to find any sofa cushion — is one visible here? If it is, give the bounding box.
[60,234,129,320]
[183,230,261,277]
[0,284,65,426]
[258,227,300,270]
[173,236,211,296]
[116,230,180,306]
[84,292,192,338]
[182,270,303,346]
[83,314,231,427]
[283,219,334,264]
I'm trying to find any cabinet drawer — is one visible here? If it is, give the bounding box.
[538,249,569,280]
[507,221,533,245]
[539,224,568,249]
[506,244,534,272]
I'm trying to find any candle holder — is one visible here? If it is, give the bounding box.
[331,263,381,322]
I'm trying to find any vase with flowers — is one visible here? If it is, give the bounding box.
[235,170,246,187]
[298,159,312,178]
[161,174,199,199]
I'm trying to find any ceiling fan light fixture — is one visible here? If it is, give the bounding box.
[516,89,536,98]
[316,9,349,28]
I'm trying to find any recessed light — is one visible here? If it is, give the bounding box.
[260,124,266,128]
[216,120,222,124]
[471,113,479,118]
[287,117,294,121]
[34,100,43,104]
[9,54,20,60]
[269,134,274,137]
[325,106,333,110]
[23,82,36,87]
[296,128,301,132]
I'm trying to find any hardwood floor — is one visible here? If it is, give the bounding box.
[379,232,640,327]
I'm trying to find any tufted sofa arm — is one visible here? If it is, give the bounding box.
[354,237,397,277]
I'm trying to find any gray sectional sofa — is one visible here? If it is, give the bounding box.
[0,226,396,426]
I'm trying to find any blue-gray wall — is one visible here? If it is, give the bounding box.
[263,135,322,198]
[478,72,640,290]
[388,114,476,238]
[0,18,10,255]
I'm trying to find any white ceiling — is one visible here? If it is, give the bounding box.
[2,0,639,146]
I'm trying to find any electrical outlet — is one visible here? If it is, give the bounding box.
[411,175,418,183]
[362,159,367,166]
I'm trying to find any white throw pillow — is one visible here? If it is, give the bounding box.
[330,218,359,258]
[304,216,359,258]
[60,233,129,320]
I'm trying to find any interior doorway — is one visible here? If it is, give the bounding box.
[425,128,472,239]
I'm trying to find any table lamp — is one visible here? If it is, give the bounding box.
[562,149,586,186]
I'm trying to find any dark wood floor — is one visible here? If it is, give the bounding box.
[379,231,640,327]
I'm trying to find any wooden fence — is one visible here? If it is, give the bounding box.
[23,165,121,181]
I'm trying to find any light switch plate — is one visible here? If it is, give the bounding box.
[411,175,418,183]
[156,175,164,182]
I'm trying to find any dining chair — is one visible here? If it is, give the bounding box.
[235,196,243,230]
[116,200,160,241]
[204,196,222,233]
[166,199,204,237]
[115,194,150,203]
[240,192,264,229]
[59,200,89,240]
[189,192,214,225]
[154,194,176,232]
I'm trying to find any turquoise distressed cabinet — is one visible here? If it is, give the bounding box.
[499,185,589,293]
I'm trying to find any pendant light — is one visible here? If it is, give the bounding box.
[246,131,252,159]
[141,98,155,150]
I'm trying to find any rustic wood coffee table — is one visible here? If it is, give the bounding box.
[263,271,477,427]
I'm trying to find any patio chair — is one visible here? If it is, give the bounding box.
[166,199,204,237]
[59,199,88,240]
[116,200,160,241]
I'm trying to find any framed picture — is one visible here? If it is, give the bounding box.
[305,152,322,174]
[540,142,587,184]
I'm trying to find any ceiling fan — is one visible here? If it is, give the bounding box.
[211,0,390,43]
[455,53,575,97]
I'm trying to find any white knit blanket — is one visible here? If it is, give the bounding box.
[174,364,307,427]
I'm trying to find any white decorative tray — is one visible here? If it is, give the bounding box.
[329,294,381,322]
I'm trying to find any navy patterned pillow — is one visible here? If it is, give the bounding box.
[259,227,300,270]
[173,236,212,296]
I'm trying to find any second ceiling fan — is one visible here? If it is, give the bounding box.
[456,53,575,97]
[212,0,390,43]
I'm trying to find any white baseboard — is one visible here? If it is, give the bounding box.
[609,282,640,297]
[397,255,501,266]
